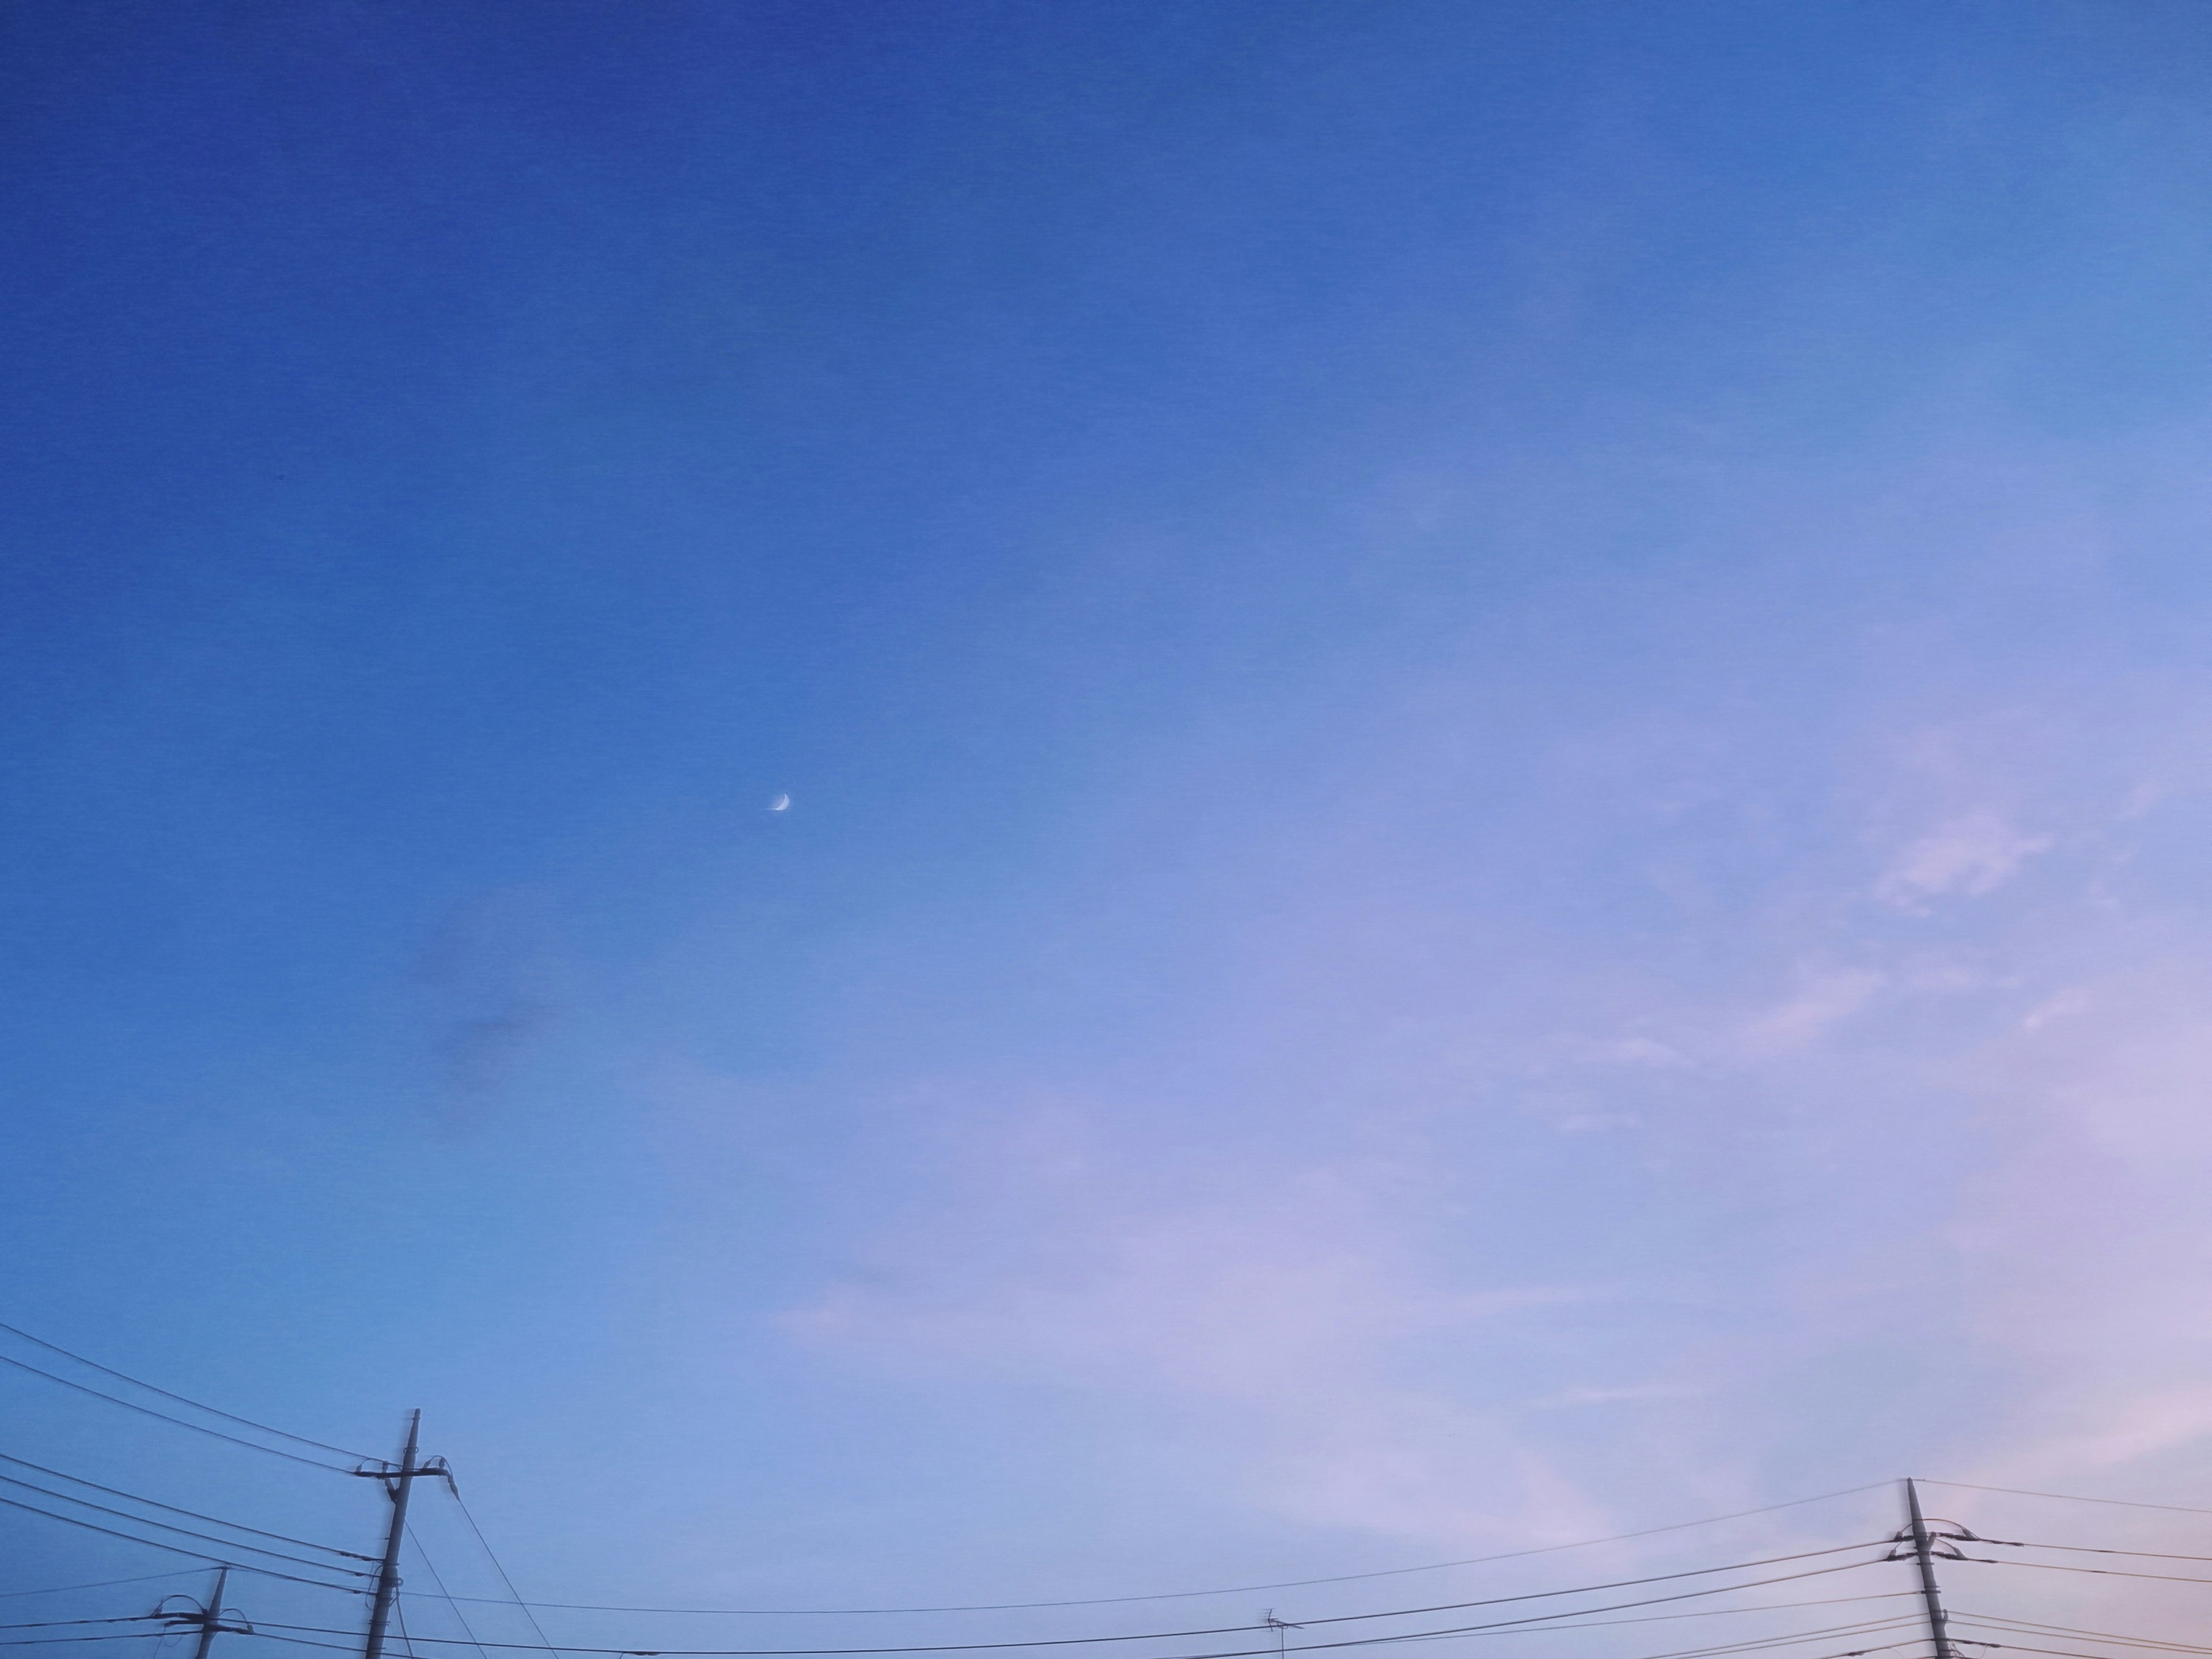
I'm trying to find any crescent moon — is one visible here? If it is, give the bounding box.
[769,793,790,812]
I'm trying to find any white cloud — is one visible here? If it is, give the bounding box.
[1738,965,1886,1055]
[1876,812,2051,907]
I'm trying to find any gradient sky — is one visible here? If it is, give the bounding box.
[8,2,2212,1652]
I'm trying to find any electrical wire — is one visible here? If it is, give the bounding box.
[1952,1611,2212,1654]
[0,1324,369,1464]
[410,1486,1895,1616]
[263,1554,1892,1658]
[0,1454,372,1560]
[1954,1554,2212,1588]
[398,1544,1886,1654]
[0,1637,173,1647]
[0,1491,365,1595]
[1916,1480,2212,1518]
[1558,1626,1919,1659]
[1965,1619,2211,1651]
[0,1358,350,1476]
[1978,1539,2212,1565]
[0,1474,372,1578]
[1389,1628,1929,1659]
[407,1536,492,1659]
[378,1546,1884,1656]
[0,1623,164,1634]
[1389,1603,1921,1645]
[441,1486,562,1659]
[0,1579,199,1604]
[206,1634,1930,1659]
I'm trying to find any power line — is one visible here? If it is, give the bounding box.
[0,1358,350,1475]
[1952,1610,2212,1654]
[225,1624,1933,1659]
[0,1453,372,1560]
[400,1544,1881,1656]
[1380,1613,1923,1659]
[0,1637,174,1648]
[1559,1625,1920,1659]
[0,1578,199,1604]
[210,1631,1927,1659]
[1916,1480,2212,1518]
[1123,1565,1892,1659]
[441,1485,561,1659]
[416,1488,1894,1616]
[0,1623,165,1634]
[1956,1554,2212,1588]
[0,1491,365,1595]
[0,1474,372,1578]
[1978,1537,2212,1565]
[407,1536,493,1659]
[266,1555,1892,1658]
[1379,1597,1918,1643]
[0,1324,369,1464]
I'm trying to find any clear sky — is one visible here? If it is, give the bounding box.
[7,1,2212,1652]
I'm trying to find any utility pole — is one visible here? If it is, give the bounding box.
[157,1566,249,1659]
[1894,1478,1964,1659]
[358,1410,427,1659]
[190,1567,231,1659]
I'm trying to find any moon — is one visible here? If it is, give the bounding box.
[768,793,790,812]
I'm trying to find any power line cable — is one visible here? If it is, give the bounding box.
[1377,1613,1923,1658]
[0,1475,372,1578]
[415,1486,1894,1616]
[0,1578,199,1604]
[1952,1611,2212,1654]
[0,1637,174,1647]
[217,1635,1930,1659]
[1167,1566,1892,1659]
[0,1453,372,1560]
[1552,1625,1921,1659]
[1382,1600,1919,1644]
[0,1358,349,1475]
[0,1324,369,1463]
[0,1492,365,1595]
[403,1544,1882,1655]
[1956,1627,2205,1657]
[241,1623,1927,1659]
[407,1536,492,1659]
[273,1554,1891,1658]
[1976,1538,2212,1565]
[1953,1555,2212,1588]
[1916,1480,2212,1518]
[441,1485,561,1659]
[0,1622,165,1634]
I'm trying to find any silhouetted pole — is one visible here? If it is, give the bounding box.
[188,1566,230,1659]
[362,1411,423,1659]
[1904,1479,1955,1659]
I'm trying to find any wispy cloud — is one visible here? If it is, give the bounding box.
[783,1117,1607,1548]
[1876,812,2051,908]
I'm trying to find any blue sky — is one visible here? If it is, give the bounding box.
[7,1,2212,1649]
